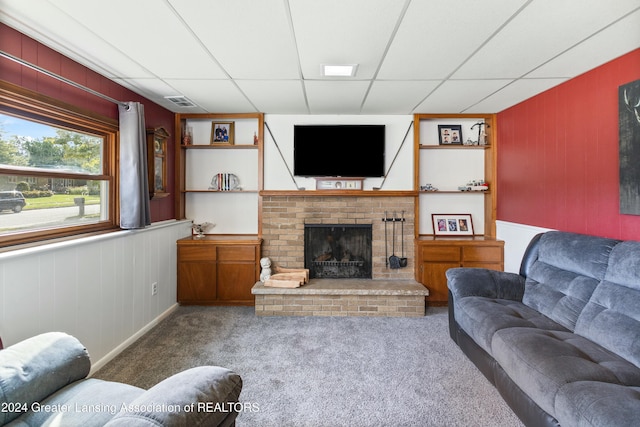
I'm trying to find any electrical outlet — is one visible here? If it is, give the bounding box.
[151,282,158,296]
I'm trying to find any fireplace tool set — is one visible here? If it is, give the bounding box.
[383,211,408,269]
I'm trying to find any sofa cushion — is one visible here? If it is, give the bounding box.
[455,297,568,355]
[522,232,619,331]
[491,327,640,418]
[555,382,640,427]
[6,378,143,427]
[575,240,640,369]
[104,366,243,427]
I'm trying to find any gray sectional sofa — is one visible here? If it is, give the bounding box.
[447,231,640,426]
[0,332,242,426]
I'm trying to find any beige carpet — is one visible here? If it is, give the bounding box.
[93,306,524,427]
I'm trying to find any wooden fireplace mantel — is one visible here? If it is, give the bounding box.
[259,190,418,197]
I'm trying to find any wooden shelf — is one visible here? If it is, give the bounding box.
[181,144,258,149]
[417,235,502,241]
[183,190,258,193]
[419,144,490,149]
[420,190,491,194]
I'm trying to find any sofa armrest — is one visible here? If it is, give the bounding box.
[104,366,242,427]
[446,268,525,302]
[0,332,91,425]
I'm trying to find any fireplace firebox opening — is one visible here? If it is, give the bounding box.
[304,224,372,279]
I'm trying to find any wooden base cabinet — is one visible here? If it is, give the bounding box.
[177,236,261,305]
[417,238,504,306]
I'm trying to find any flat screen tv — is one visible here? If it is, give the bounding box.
[293,124,385,177]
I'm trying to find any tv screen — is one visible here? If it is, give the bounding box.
[293,125,385,177]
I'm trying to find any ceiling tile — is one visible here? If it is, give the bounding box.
[304,80,371,114]
[414,79,514,114]
[236,80,309,114]
[527,9,640,78]
[453,0,640,79]
[168,0,300,80]
[165,79,257,113]
[362,80,441,114]
[470,78,568,113]
[50,0,227,79]
[378,0,529,80]
[0,0,153,79]
[289,0,408,80]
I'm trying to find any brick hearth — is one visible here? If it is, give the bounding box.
[252,279,429,317]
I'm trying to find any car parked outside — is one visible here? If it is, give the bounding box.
[0,191,27,213]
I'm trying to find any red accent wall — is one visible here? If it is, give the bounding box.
[0,24,175,222]
[497,48,640,240]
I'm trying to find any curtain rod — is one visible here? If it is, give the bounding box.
[0,49,129,108]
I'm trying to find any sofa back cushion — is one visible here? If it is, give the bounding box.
[522,231,619,331]
[575,240,640,368]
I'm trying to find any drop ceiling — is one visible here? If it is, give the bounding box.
[1,0,639,115]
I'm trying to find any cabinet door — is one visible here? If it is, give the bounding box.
[421,261,459,304]
[217,262,256,302]
[419,245,461,304]
[178,261,216,302]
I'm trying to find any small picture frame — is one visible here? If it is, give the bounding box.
[432,214,474,236]
[211,122,235,145]
[438,125,462,145]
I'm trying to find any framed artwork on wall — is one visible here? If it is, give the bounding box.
[619,79,640,215]
[438,125,462,145]
[211,122,235,145]
[432,214,474,236]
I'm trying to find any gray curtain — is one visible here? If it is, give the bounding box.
[118,102,151,229]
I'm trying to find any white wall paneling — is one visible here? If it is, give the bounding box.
[0,220,191,371]
[496,220,553,273]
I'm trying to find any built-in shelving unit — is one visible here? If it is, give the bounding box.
[175,113,264,236]
[413,113,498,237]
[413,114,503,305]
[174,113,264,306]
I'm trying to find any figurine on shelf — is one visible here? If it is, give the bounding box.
[260,257,272,282]
[458,179,489,192]
[192,221,214,238]
[420,183,438,192]
[253,131,259,145]
[182,127,193,145]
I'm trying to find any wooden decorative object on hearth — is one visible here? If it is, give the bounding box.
[264,265,310,288]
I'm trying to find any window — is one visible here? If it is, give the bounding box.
[0,81,118,247]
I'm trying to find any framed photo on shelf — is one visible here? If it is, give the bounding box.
[432,214,474,236]
[438,125,462,145]
[211,122,235,145]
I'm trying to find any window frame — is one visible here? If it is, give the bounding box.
[0,80,119,248]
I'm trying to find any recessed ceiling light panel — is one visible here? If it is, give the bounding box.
[321,64,358,77]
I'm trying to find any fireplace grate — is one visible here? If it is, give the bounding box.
[312,260,366,278]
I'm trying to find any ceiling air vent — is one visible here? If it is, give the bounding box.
[164,95,197,107]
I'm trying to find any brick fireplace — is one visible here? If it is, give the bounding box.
[261,195,415,280]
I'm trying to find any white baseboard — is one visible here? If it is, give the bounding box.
[89,303,179,376]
